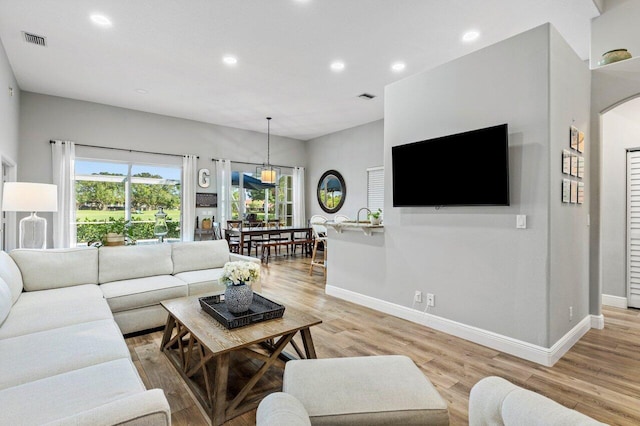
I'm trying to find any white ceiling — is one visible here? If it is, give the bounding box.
[0,0,599,141]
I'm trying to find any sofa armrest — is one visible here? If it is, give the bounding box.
[470,376,607,426]
[257,392,311,426]
[229,253,261,264]
[43,389,171,426]
[469,376,517,426]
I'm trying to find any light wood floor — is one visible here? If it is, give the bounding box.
[126,256,640,425]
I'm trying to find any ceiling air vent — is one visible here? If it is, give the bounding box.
[22,31,46,47]
[358,93,376,100]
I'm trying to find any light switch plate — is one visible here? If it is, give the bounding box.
[516,215,527,229]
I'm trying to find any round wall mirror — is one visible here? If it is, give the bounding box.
[317,170,346,213]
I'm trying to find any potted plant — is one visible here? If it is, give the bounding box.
[368,209,382,225]
[221,261,261,313]
[104,217,130,246]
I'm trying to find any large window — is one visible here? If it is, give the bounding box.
[75,160,181,246]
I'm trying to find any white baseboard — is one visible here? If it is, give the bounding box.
[602,294,627,309]
[326,285,592,367]
[591,314,605,329]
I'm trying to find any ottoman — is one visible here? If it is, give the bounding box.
[282,355,449,425]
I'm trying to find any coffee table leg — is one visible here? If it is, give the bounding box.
[160,314,175,349]
[211,352,230,426]
[300,328,317,359]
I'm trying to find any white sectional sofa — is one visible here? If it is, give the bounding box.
[0,239,259,425]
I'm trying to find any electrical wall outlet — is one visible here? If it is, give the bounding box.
[414,291,422,303]
[426,293,435,307]
[569,306,573,321]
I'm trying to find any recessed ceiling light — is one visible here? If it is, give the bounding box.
[462,30,480,43]
[90,14,112,27]
[330,61,345,72]
[222,55,238,65]
[135,89,148,94]
[391,62,406,72]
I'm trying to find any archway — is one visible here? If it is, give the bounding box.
[600,95,640,309]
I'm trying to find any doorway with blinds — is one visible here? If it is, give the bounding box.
[627,150,640,308]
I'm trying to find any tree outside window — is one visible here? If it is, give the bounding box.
[75,160,181,245]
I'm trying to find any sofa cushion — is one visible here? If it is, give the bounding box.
[10,247,99,291]
[174,268,226,296]
[0,319,129,390]
[0,277,11,325]
[171,240,231,274]
[99,244,173,284]
[100,275,187,312]
[0,284,112,340]
[0,358,146,425]
[0,250,23,304]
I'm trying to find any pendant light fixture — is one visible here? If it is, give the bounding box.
[258,117,280,184]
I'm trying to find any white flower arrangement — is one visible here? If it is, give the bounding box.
[221,261,260,286]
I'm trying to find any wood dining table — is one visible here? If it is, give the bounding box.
[225,226,312,257]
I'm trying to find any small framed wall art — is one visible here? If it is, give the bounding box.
[570,126,578,150]
[577,131,585,153]
[577,182,584,204]
[578,156,585,179]
[570,153,578,177]
[562,150,570,175]
[562,179,571,203]
[570,180,578,204]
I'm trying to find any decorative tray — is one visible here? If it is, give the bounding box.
[199,293,285,329]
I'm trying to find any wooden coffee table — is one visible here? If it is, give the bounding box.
[160,295,322,425]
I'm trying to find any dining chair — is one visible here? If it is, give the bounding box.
[212,222,222,240]
[226,220,243,253]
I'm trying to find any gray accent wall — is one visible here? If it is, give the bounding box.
[305,119,384,220]
[19,92,306,184]
[548,28,591,344]
[329,24,590,348]
[18,92,307,245]
[0,38,19,163]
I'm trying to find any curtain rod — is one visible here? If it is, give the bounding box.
[210,157,294,169]
[49,140,199,159]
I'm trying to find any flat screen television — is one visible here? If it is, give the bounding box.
[392,123,509,207]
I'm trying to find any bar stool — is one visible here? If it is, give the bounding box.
[309,216,328,276]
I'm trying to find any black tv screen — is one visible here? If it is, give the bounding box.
[392,124,509,207]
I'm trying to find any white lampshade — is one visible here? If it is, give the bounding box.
[2,182,58,212]
[260,169,277,184]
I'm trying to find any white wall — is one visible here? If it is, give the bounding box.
[305,119,384,220]
[0,38,19,164]
[18,92,307,245]
[329,24,591,350]
[600,104,640,298]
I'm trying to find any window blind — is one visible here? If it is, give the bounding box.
[367,166,384,212]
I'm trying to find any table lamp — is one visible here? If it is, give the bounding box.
[2,182,58,249]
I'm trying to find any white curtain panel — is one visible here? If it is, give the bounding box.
[51,140,76,248]
[181,155,197,242]
[293,166,306,227]
[216,159,232,229]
